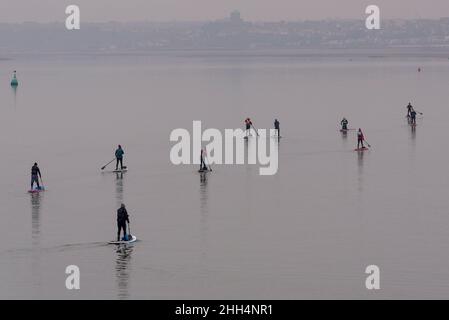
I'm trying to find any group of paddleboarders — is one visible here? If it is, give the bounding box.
[28,145,132,242]
[340,102,421,150]
[244,118,280,138]
[340,118,368,150]
[198,118,281,171]
[26,99,423,242]
[29,145,125,190]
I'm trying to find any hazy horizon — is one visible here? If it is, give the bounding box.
[1,0,449,23]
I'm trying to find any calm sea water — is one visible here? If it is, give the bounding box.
[1,51,449,299]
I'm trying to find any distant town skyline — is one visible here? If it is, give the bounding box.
[1,0,449,23]
[2,17,449,54]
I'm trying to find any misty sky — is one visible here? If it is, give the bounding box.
[1,0,449,23]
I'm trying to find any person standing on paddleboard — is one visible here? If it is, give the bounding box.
[410,109,417,125]
[357,128,366,149]
[244,118,252,137]
[406,103,414,118]
[115,145,125,171]
[274,119,280,137]
[341,118,348,130]
[117,203,130,241]
[31,163,42,190]
[200,148,208,171]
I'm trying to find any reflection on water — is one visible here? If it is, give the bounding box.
[115,173,124,207]
[357,150,364,194]
[410,124,416,142]
[274,135,281,153]
[11,85,17,107]
[30,192,42,291]
[199,171,209,261]
[30,193,42,246]
[114,245,133,299]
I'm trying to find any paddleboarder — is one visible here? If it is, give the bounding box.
[200,148,208,171]
[341,117,349,130]
[31,162,42,190]
[406,103,414,118]
[274,119,280,137]
[410,109,417,125]
[244,118,252,137]
[11,70,18,86]
[115,145,125,171]
[357,128,366,149]
[117,203,130,241]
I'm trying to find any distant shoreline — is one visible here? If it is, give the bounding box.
[2,48,449,61]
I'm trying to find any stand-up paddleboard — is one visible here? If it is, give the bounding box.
[112,168,128,173]
[28,187,45,193]
[354,147,369,152]
[340,128,356,132]
[198,169,211,173]
[108,234,137,245]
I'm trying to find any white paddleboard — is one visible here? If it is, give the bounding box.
[112,168,128,173]
[108,235,137,244]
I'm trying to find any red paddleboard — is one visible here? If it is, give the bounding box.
[28,190,43,194]
[354,147,369,152]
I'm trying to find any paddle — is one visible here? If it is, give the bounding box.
[39,176,45,191]
[364,140,372,148]
[128,223,132,239]
[406,110,423,117]
[251,124,260,137]
[101,159,115,170]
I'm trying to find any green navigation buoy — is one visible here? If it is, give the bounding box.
[10,71,18,87]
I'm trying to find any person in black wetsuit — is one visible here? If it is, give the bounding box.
[115,145,124,170]
[200,148,208,171]
[341,118,348,130]
[410,110,417,125]
[274,119,280,137]
[406,103,414,118]
[31,163,42,190]
[117,203,130,241]
[244,118,252,137]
